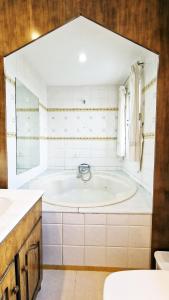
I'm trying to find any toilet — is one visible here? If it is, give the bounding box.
[103,270,169,300]
[154,251,169,270]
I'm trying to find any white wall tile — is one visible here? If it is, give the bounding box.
[43,245,62,265]
[107,214,129,225]
[85,214,106,225]
[128,248,151,269]
[128,226,151,248]
[85,246,106,266]
[41,211,152,268]
[47,85,121,169]
[128,214,152,226]
[63,225,84,246]
[85,225,106,246]
[42,224,62,245]
[106,247,128,268]
[42,212,62,224]
[107,226,128,247]
[63,213,84,224]
[63,246,84,265]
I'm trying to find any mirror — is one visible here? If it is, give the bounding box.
[15,79,40,174]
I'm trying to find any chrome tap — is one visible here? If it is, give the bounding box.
[77,163,92,181]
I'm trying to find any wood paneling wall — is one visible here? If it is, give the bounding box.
[0,0,168,266]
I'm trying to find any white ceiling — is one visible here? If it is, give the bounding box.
[17,16,157,86]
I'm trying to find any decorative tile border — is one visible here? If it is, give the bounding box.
[47,107,118,112]
[40,106,118,112]
[16,108,39,112]
[7,133,155,140]
[17,136,40,140]
[45,136,117,140]
[142,77,157,94]
[18,105,118,112]
[16,136,117,140]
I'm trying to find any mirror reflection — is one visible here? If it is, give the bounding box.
[15,79,40,174]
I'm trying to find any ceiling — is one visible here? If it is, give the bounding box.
[16,16,156,86]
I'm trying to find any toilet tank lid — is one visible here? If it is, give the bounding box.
[154,251,169,270]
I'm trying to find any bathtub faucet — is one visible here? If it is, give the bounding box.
[77,163,92,182]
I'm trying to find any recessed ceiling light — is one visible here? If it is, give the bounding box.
[78,53,87,63]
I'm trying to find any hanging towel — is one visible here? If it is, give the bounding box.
[117,85,126,157]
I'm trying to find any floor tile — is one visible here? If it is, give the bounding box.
[37,270,110,300]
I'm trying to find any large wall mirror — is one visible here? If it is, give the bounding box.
[15,79,40,174]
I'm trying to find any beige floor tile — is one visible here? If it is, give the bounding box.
[37,270,110,300]
[74,271,110,300]
[37,270,76,300]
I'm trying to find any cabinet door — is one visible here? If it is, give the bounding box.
[19,219,42,300]
[0,262,19,300]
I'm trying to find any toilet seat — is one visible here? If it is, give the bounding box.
[104,270,169,300]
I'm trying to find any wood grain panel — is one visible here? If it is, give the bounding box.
[0,262,17,300]
[19,220,41,300]
[0,199,42,278]
[0,57,8,188]
[0,0,168,266]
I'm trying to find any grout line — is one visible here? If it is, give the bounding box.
[61,212,63,265]
[73,270,78,300]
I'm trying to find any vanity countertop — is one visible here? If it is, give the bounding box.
[0,189,43,244]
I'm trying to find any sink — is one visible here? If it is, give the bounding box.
[0,197,12,215]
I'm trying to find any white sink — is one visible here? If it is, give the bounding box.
[0,197,12,215]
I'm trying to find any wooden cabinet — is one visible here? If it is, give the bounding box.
[18,220,41,300]
[0,199,42,300]
[0,262,18,300]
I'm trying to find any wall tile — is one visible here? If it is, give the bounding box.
[106,247,128,268]
[42,212,62,224]
[47,85,120,169]
[128,214,152,226]
[63,225,84,245]
[63,246,84,265]
[128,248,151,269]
[85,214,106,225]
[42,224,62,245]
[107,214,129,225]
[85,246,106,266]
[107,226,128,247]
[43,245,62,265]
[128,226,151,248]
[63,213,84,224]
[85,225,106,246]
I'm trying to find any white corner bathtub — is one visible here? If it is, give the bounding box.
[29,171,137,208]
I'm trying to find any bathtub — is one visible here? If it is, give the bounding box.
[29,171,137,208]
[25,171,152,269]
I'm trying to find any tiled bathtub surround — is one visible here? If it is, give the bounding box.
[42,212,152,269]
[47,85,121,169]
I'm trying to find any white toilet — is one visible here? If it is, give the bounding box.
[103,270,169,300]
[154,251,169,270]
[104,251,169,300]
